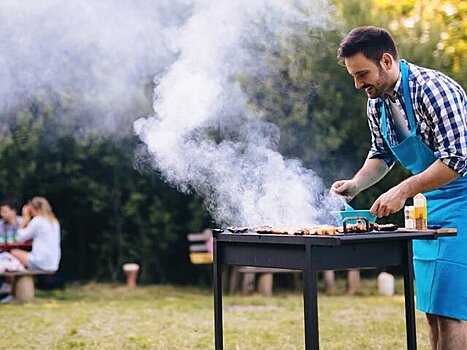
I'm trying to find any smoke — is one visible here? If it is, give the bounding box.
[0,1,342,226]
[135,0,341,227]
[0,0,190,136]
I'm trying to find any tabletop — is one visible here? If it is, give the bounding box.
[0,240,33,251]
[213,228,457,246]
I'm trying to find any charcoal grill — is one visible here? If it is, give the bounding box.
[212,228,456,349]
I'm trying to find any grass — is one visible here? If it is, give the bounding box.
[0,280,432,349]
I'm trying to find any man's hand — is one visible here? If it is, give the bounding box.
[370,186,407,218]
[369,160,460,218]
[331,179,360,199]
[331,158,389,201]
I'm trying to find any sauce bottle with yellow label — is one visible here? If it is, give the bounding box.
[413,193,427,230]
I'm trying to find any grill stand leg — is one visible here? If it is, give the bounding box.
[213,241,223,350]
[403,240,417,349]
[303,245,319,350]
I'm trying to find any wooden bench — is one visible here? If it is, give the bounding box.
[237,266,300,297]
[322,269,361,295]
[187,229,213,265]
[1,271,52,303]
[187,229,231,292]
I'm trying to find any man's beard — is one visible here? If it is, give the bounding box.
[362,68,390,99]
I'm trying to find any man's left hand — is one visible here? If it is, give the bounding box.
[370,187,407,218]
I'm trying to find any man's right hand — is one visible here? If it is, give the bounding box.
[331,158,389,200]
[331,179,360,199]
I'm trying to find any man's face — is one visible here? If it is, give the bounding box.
[0,205,16,222]
[344,53,390,99]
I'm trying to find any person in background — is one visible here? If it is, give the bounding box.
[0,197,61,303]
[0,200,23,297]
[332,26,466,349]
[10,197,61,273]
[0,200,22,243]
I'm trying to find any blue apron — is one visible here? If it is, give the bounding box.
[381,60,467,320]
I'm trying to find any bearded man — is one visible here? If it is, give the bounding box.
[332,26,467,349]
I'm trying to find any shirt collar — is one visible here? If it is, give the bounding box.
[392,69,403,97]
[383,64,403,102]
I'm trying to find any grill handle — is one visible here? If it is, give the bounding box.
[343,217,370,233]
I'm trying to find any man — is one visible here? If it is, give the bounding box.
[0,200,23,301]
[0,200,22,243]
[332,26,466,349]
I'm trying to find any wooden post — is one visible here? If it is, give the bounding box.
[242,272,255,295]
[323,270,337,294]
[228,266,240,294]
[346,269,360,295]
[221,266,230,294]
[13,275,35,303]
[257,273,273,297]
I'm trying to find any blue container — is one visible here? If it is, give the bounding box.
[331,210,377,225]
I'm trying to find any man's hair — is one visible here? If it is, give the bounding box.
[0,200,18,212]
[337,26,399,66]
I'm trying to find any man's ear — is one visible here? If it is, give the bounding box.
[380,53,394,71]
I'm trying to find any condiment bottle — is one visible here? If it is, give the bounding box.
[413,193,427,230]
[404,206,415,229]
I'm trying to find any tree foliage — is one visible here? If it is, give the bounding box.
[337,0,466,93]
[0,0,464,283]
[244,0,464,220]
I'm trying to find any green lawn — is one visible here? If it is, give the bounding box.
[0,281,432,349]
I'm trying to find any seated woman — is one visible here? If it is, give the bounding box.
[10,197,61,272]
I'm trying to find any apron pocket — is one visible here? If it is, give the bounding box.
[413,259,436,314]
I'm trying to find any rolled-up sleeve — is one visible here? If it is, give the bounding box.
[421,78,467,176]
[367,100,396,168]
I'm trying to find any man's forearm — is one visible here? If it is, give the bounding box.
[395,160,459,198]
[353,158,389,192]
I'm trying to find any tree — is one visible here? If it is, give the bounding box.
[0,99,213,284]
[241,0,464,222]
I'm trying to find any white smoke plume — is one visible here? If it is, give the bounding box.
[135,0,341,227]
[0,0,189,136]
[0,1,341,226]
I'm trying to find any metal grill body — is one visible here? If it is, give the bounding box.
[213,229,456,350]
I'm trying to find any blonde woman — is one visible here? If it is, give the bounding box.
[10,197,61,272]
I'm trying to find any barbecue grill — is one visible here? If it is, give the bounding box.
[212,227,456,349]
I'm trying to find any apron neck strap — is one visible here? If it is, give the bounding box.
[400,59,417,134]
[381,59,416,140]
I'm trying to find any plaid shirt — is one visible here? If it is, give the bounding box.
[367,61,467,175]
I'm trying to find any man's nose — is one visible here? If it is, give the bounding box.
[354,78,365,89]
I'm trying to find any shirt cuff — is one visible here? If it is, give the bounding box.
[438,155,467,176]
[367,151,396,169]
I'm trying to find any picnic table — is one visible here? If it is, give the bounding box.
[0,240,33,252]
